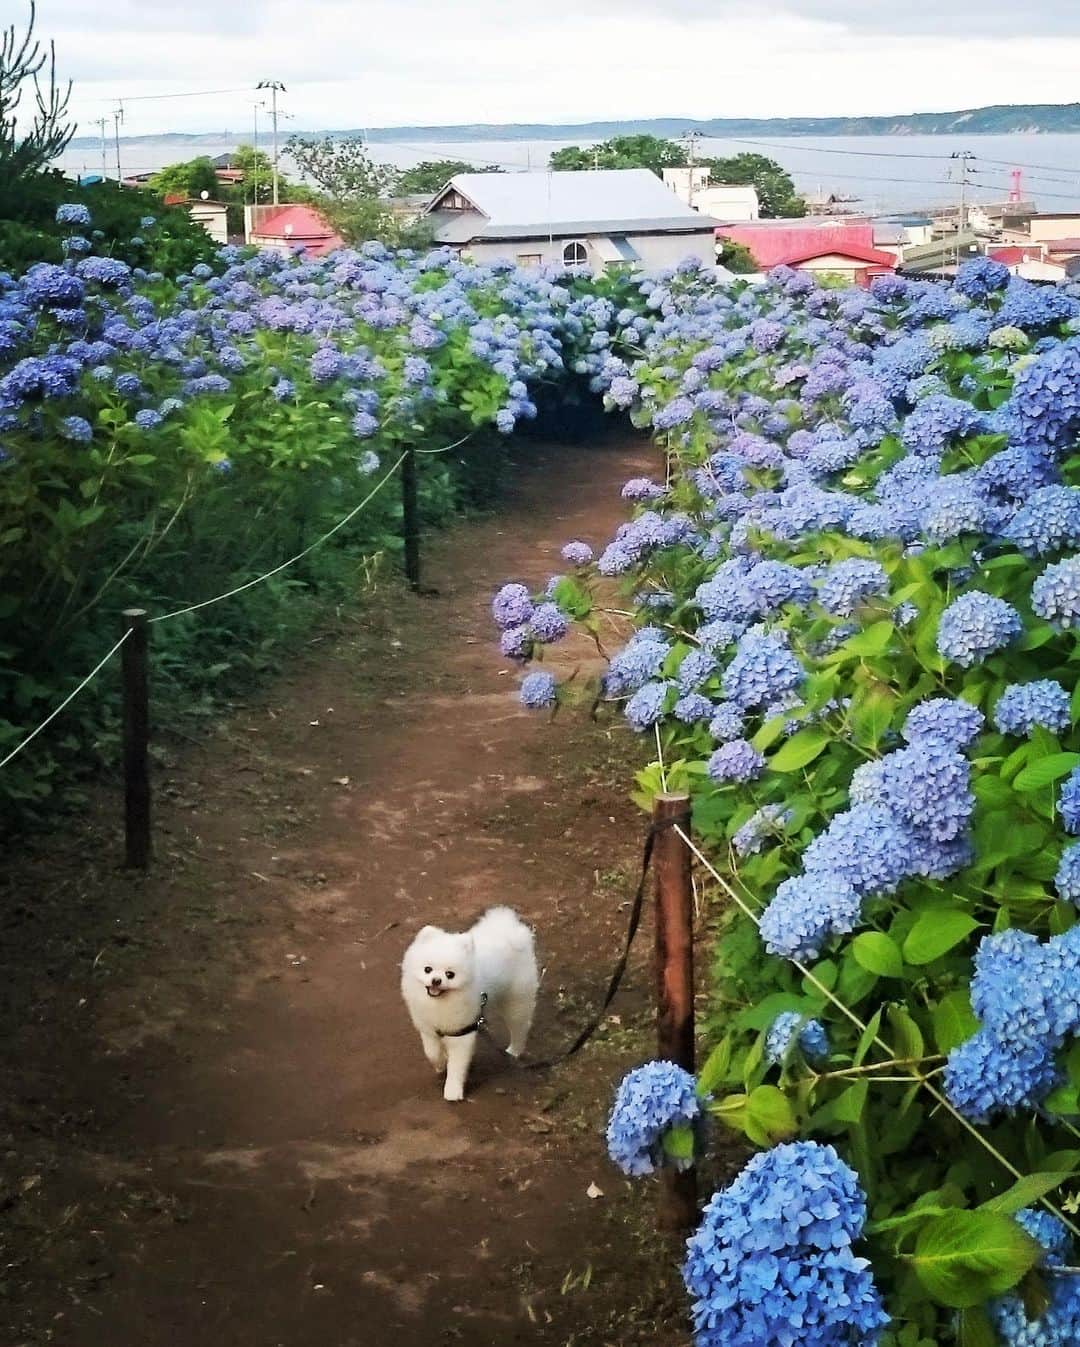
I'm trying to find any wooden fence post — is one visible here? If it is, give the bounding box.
[401,447,421,592]
[121,608,151,869]
[653,790,696,1232]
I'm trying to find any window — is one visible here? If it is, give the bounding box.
[517,253,543,268]
[562,240,588,267]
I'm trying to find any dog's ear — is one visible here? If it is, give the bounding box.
[416,925,440,941]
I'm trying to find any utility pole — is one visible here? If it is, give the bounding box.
[113,104,124,183]
[92,116,107,180]
[257,80,286,205]
[681,130,702,209]
[951,150,974,267]
[252,102,262,205]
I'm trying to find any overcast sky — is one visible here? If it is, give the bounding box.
[47,0,1080,137]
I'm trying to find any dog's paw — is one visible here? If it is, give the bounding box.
[443,1082,465,1102]
[505,1044,524,1059]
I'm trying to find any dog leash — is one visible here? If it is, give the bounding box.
[517,809,688,1073]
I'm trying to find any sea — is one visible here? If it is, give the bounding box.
[56,131,1080,217]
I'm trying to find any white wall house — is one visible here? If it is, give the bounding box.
[662,167,760,222]
[423,170,719,274]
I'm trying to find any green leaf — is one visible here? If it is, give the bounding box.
[887,1005,925,1062]
[932,990,980,1054]
[744,1085,798,1147]
[696,1037,733,1098]
[911,1210,1042,1308]
[768,726,831,773]
[981,1171,1075,1215]
[1013,753,1080,793]
[957,1306,998,1347]
[839,620,895,658]
[661,1122,695,1162]
[852,931,904,979]
[833,1079,869,1125]
[903,910,980,965]
[850,685,897,750]
[854,1007,883,1067]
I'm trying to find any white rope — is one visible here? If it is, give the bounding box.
[150,452,408,624]
[413,430,475,456]
[0,629,132,771]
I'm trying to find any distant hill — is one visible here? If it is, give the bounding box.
[66,102,1080,151]
[356,104,1080,142]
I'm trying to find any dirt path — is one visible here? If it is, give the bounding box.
[0,434,691,1346]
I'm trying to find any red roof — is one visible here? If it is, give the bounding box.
[988,245,1051,265]
[773,241,898,269]
[251,204,344,257]
[715,219,875,269]
[1044,238,1080,253]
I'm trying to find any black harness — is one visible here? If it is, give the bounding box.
[437,991,488,1039]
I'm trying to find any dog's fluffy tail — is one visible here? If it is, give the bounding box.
[475,905,534,952]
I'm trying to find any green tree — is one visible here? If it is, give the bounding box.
[284,134,396,244]
[717,238,757,274]
[702,152,806,219]
[394,159,501,196]
[149,156,219,201]
[0,1,73,195]
[549,134,685,177]
[229,143,274,203]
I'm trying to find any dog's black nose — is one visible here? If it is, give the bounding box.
[430,976,442,987]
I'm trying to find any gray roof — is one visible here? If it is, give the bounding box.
[427,169,719,242]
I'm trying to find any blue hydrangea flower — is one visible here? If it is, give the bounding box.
[492,583,534,630]
[722,628,804,710]
[560,540,593,566]
[673,692,715,724]
[901,697,984,749]
[732,804,790,857]
[708,702,746,742]
[944,1029,1058,1123]
[1056,842,1080,901]
[937,591,1023,666]
[1033,556,1080,629]
[803,804,917,896]
[818,558,888,617]
[993,680,1071,736]
[676,648,718,694]
[58,415,93,444]
[519,671,557,710]
[759,871,863,961]
[604,638,669,696]
[55,202,92,227]
[765,1012,829,1065]
[1004,486,1080,557]
[528,602,568,644]
[683,1142,888,1347]
[707,739,765,784]
[879,740,974,843]
[625,680,671,731]
[606,1061,703,1176]
[1060,767,1080,834]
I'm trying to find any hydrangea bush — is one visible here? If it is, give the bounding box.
[498,257,1080,1343]
[0,207,646,809]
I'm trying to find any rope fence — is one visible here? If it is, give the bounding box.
[0,432,474,859]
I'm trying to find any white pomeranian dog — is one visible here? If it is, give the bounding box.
[401,906,538,1102]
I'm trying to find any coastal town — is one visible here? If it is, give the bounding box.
[99,143,1080,288]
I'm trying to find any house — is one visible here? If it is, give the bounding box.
[163,192,229,244]
[245,203,344,258]
[900,231,982,277]
[987,244,1067,282]
[662,168,759,222]
[872,221,905,259]
[771,240,897,288]
[715,218,875,271]
[423,169,720,273]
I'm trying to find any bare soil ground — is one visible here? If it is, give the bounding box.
[0,435,697,1347]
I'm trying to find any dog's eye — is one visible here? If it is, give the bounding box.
[445,970,455,980]
[423,966,432,974]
